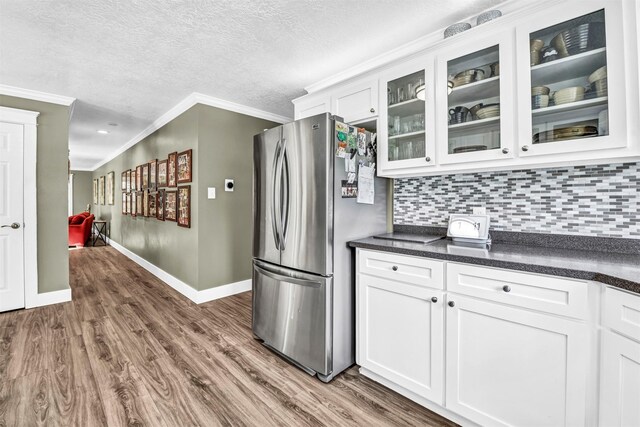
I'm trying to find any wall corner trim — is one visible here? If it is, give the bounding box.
[0,84,76,107]
[89,92,292,171]
[108,239,251,304]
[27,288,72,309]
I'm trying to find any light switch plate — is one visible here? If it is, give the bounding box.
[207,187,216,199]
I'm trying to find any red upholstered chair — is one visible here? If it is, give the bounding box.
[68,212,94,247]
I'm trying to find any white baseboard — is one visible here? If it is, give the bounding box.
[108,239,251,304]
[28,288,72,309]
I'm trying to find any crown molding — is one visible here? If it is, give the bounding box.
[90,92,292,171]
[302,0,560,95]
[0,84,76,107]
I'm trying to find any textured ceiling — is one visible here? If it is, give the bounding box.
[0,0,506,170]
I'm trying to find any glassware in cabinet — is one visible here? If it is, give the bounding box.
[385,70,428,163]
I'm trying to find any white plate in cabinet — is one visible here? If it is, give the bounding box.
[358,249,444,289]
[446,262,589,319]
[331,78,378,123]
[357,274,444,404]
[603,287,640,341]
[599,330,640,427]
[445,294,589,427]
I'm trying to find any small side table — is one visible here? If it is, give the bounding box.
[92,220,108,246]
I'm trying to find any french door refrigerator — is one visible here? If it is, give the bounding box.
[252,113,387,382]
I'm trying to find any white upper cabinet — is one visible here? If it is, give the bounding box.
[436,31,516,165]
[331,78,379,123]
[293,0,639,177]
[378,57,435,173]
[293,93,330,120]
[515,1,629,157]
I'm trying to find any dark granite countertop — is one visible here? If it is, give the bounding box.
[349,233,640,295]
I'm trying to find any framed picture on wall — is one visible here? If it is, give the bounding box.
[142,163,149,190]
[157,159,168,187]
[130,192,137,217]
[149,191,157,218]
[177,185,191,228]
[167,152,177,187]
[107,171,115,205]
[177,149,192,184]
[131,169,137,192]
[149,159,157,191]
[136,191,144,216]
[99,176,105,205]
[156,190,165,221]
[121,171,127,191]
[126,169,132,192]
[136,165,143,190]
[165,190,177,221]
[143,191,149,217]
[93,179,98,204]
[122,192,128,215]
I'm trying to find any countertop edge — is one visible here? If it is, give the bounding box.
[348,240,640,295]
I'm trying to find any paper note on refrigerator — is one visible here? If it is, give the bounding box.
[357,163,375,205]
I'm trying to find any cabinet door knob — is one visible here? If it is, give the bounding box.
[370,108,376,113]
[502,147,510,154]
[522,145,530,152]
[392,266,398,271]
[448,301,455,307]
[431,297,438,303]
[503,285,511,293]
[425,156,431,162]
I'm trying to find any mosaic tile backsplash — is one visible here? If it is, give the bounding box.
[394,162,640,238]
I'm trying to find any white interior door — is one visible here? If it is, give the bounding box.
[0,121,25,312]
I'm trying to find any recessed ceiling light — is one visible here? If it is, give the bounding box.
[97,130,109,134]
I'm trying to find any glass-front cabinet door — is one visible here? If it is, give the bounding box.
[378,58,434,173]
[437,32,515,165]
[516,2,627,157]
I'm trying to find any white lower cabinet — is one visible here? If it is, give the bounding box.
[445,294,589,427]
[357,273,444,404]
[599,331,640,427]
[355,249,610,426]
[600,287,640,427]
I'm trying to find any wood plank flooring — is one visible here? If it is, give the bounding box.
[0,246,457,426]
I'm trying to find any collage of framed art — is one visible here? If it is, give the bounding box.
[120,149,192,228]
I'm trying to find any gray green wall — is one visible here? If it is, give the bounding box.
[196,104,278,290]
[93,103,278,291]
[0,95,71,294]
[71,170,93,214]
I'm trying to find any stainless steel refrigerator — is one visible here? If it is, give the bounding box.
[252,113,387,382]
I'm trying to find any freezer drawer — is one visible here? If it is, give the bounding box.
[252,259,333,376]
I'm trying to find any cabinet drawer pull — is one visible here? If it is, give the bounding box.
[392,266,398,271]
[425,156,431,162]
[502,147,510,154]
[448,301,455,307]
[370,107,376,113]
[522,145,530,152]
[431,297,438,303]
[503,285,511,293]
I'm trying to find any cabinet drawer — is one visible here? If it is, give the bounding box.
[358,249,444,289]
[446,262,589,319]
[603,287,640,341]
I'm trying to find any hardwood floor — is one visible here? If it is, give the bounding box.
[0,246,457,426]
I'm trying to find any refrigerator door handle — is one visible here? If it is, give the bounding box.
[254,260,323,288]
[271,139,282,250]
[280,141,290,250]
